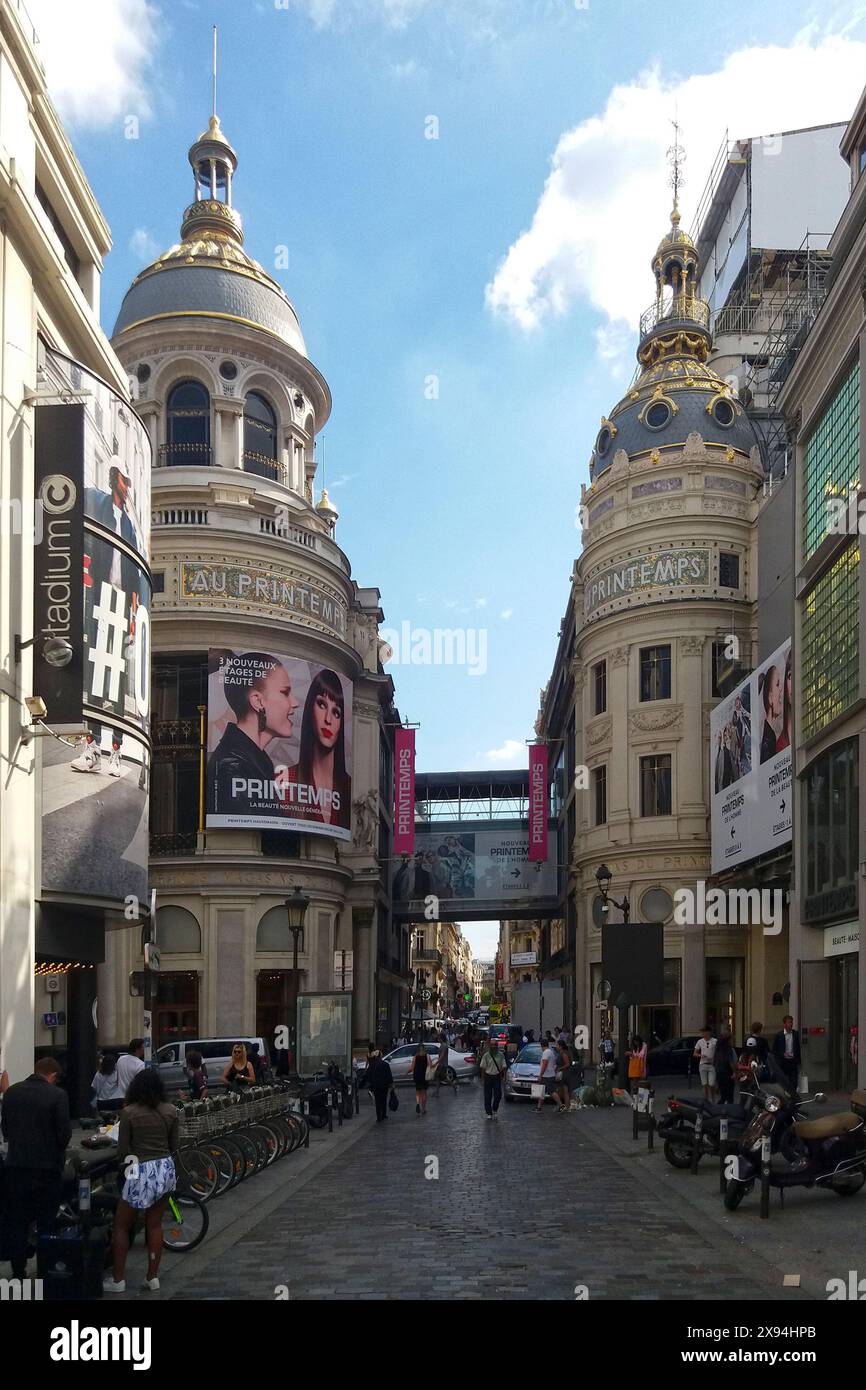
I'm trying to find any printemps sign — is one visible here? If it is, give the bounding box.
[584,548,711,619]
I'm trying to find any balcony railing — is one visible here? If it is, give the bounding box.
[413,947,443,968]
[158,442,213,467]
[243,450,280,481]
[152,717,201,754]
[150,830,198,857]
[639,294,710,339]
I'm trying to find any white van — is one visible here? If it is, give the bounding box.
[154,1037,270,1094]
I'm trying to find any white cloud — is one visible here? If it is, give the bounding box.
[486,34,866,340]
[129,227,160,263]
[390,59,419,79]
[482,738,525,764]
[500,608,513,620]
[28,0,160,129]
[326,472,355,490]
[474,597,488,609]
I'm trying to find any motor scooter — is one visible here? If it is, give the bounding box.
[658,1056,807,1169]
[724,1083,866,1210]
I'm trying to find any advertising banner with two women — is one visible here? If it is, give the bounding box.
[205,648,353,841]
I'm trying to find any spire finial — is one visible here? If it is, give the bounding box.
[667,112,685,223]
[212,25,218,121]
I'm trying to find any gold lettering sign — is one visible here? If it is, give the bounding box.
[584,548,711,617]
[181,561,347,636]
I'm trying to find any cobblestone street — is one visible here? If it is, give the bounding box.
[162,1084,812,1301]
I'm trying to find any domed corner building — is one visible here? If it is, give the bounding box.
[562,200,770,1047]
[99,112,409,1060]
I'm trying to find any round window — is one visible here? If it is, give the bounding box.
[219,360,238,381]
[645,401,671,430]
[713,398,735,427]
[135,363,151,384]
[640,887,674,923]
[596,427,612,456]
[591,894,607,929]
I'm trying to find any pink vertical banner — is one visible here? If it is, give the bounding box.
[393,728,416,856]
[528,743,548,862]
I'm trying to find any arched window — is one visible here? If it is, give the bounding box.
[243,391,278,480]
[256,905,303,953]
[155,905,201,953]
[164,380,210,466]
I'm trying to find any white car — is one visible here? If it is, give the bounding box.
[365,1042,479,1086]
[504,1043,560,1102]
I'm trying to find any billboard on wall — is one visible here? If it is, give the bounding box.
[206,649,353,840]
[393,828,557,904]
[710,638,792,874]
[36,350,152,905]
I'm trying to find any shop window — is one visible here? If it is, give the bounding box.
[718,553,739,589]
[804,738,859,923]
[155,906,201,953]
[801,543,860,739]
[243,391,278,479]
[803,359,859,560]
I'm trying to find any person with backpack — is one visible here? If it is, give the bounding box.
[479,1039,506,1119]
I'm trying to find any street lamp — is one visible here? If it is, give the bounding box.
[285,886,309,1077]
[595,864,631,1090]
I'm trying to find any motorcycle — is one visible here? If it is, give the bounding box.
[658,1056,803,1170]
[724,1082,866,1210]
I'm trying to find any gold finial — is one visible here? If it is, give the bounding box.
[667,113,685,224]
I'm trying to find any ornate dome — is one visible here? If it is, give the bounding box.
[112,115,307,357]
[589,204,755,479]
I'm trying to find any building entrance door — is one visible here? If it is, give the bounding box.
[636,1006,677,1047]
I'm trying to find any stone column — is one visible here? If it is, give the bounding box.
[608,644,630,831]
[678,635,706,823]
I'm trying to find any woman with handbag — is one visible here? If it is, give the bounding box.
[365,1051,394,1122]
[628,1035,647,1094]
[103,1068,179,1294]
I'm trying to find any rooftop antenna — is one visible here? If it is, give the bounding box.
[212,25,218,119]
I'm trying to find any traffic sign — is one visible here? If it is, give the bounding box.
[144,942,161,972]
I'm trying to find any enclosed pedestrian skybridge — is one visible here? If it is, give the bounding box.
[393,769,561,923]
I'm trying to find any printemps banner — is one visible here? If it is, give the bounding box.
[393,727,415,855]
[36,349,152,904]
[710,638,792,874]
[206,648,353,840]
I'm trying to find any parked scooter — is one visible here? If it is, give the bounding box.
[724,1080,866,1210]
[658,1055,799,1170]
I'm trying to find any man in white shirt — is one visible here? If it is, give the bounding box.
[536,1041,561,1112]
[693,1027,717,1100]
[114,1039,146,1101]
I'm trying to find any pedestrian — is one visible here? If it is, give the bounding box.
[627,1035,647,1094]
[537,1036,560,1112]
[432,1044,457,1095]
[221,1043,255,1092]
[479,1039,506,1119]
[746,1022,769,1063]
[692,1026,717,1101]
[714,1026,738,1103]
[554,1040,573,1112]
[771,1015,801,1092]
[411,1043,430,1116]
[91,1053,125,1117]
[185,1049,209,1100]
[115,1038,145,1098]
[0,1057,71,1280]
[103,1068,179,1293]
[553,1026,562,1047]
[365,1050,394,1122]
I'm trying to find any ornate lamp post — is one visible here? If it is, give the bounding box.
[285,886,309,1077]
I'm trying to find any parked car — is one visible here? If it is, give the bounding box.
[154,1036,271,1094]
[503,1043,559,1102]
[646,1035,701,1077]
[361,1042,478,1086]
[486,1024,523,1062]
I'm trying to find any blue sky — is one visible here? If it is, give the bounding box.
[32,0,866,958]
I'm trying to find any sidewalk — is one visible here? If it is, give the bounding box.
[575,1076,865,1301]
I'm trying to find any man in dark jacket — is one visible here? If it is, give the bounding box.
[1,1058,71,1277]
[364,1052,394,1122]
[771,1015,802,1091]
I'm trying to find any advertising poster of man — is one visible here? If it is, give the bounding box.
[393,830,557,903]
[206,648,353,840]
[35,351,152,905]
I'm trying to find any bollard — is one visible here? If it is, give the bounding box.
[632,1089,639,1141]
[327,1092,334,1133]
[690,1110,703,1174]
[647,1094,655,1151]
[354,1080,360,1115]
[336,1090,343,1128]
[760,1134,771,1218]
[719,1118,729,1194]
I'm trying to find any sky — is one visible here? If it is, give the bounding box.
[28,0,866,960]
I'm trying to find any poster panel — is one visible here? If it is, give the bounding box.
[710,638,792,874]
[206,648,353,841]
[392,828,557,904]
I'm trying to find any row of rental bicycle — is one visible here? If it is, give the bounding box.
[171,1082,316,1201]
